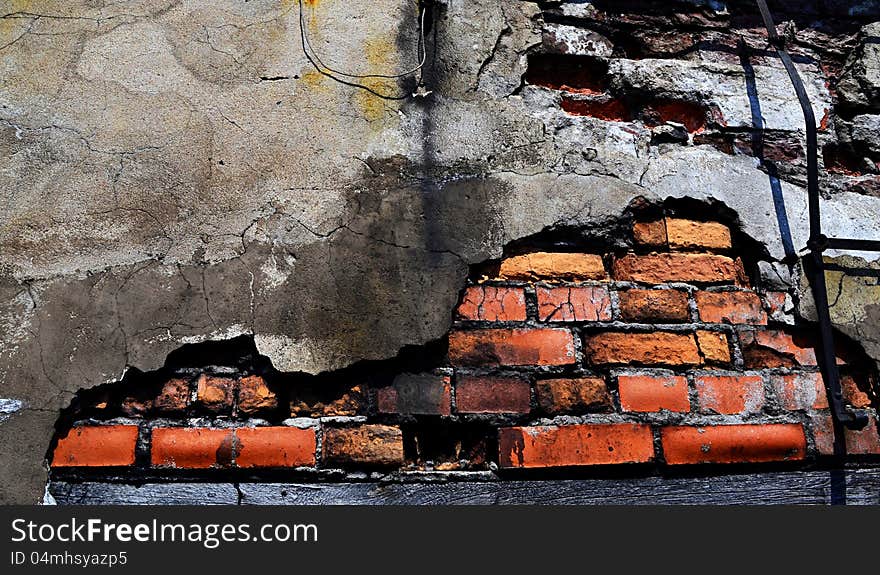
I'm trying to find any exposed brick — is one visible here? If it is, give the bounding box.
[377,373,452,415]
[289,383,365,417]
[322,425,404,467]
[151,428,236,469]
[842,374,873,408]
[583,332,701,366]
[455,286,527,322]
[812,412,880,456]
[695,330,731,363]
[238,375,277,415]
[196,374,234,413]
[449,328,576,367]
[235,427,316,468]
[618,374,690,413]
[618,289,689,322]
[695,375,764,414]
[763,291,789,319]
[52,425,139,468]
[535,377,610,415]
[695,291,767,325]
[120,393,154,417]
[497,252,606,282]
[633,220,667,247]
[537,286,612,322]
[771,373,828,410]
[661,424,806,464]
[665,219,732,251]
[498,424,655,468]
[455,375,531,414]
[612,253,742,284]
[153,377,190,414]
[740,330,817,368]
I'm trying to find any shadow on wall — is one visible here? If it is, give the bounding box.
[46,199,880,494]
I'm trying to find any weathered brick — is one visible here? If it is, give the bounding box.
[612,253,742,284]
[812,412,880,456]
[449,328,576,366]
[153,377,190,413]
[696,291,767,325]
[618,289,689,322]
[238,375,277,415]
[377,373,452,415]
[583,332,701,366]
[695,375,764,414]
[196,374,235,413]
[456,286,527,322]
[695,330,731,363]
[322,425,404,467]
[52,425,139,468]
[740,330,817,368]
[771,373,828,410]
[842,374,873,408]
[498,424,655,468]
[497,252,606,282]
[665,219,732,251]
[151,428,236,469]
[618,374,690,412]
[633,220,667,247]
[235,427,316,468]
[661,424,806,464]
[456,375,531,414]
[289,383,365,417]
[535,377,610,414]
[537,286,612,322]
[120,392,154,417]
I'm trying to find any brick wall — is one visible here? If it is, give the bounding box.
[49,212,879,479]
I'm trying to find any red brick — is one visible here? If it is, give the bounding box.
[536,377,610,414]
[196,374,234,412]
[661,424,806,464]
[612,253,743,284]
[618,289,690,322]
[235,427,316,468]
[498,424,655,468]
[771,373,828,410]
[322,425,403,467]
[497,252,606,282]
[377,373,452,415]
[695,330,731,363]
[456,286,527,322]
[842,374,873,408]
[696,291,767,325]
[812,412,880,456]
[151,428,235,469]
[456,375,531,414]
[153,377,190,413]
[449,328,576,366]
[665,219,732,251]
[584,332,701,366]
[633,220,667,247]
[695,375,764,414]
[740,330,817,368]
[289,384,365,417]
[537,286,612,322]
[52,425,139,468]
[618,374,690,412]
[238,375,277,415]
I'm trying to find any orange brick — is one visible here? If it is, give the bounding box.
[584,332,701,366]
[456,286,527,322]
[618,374,690,412]
[661,424,806,464]
[695,375,764,414]
[618,289,690,322]
[153,378,190,413]
[238,375,277,415]
[633,220,667,247]
[536,377,610,414]
[696,291,767,325]
[695,330,731,363]
[740,330,817,368]
[613,253,742,284]
[842,374,872,408]
[196,374,234,413]
[456,375,531,414]
[235,427,316,468]
[770,373,828,410]
[537,286,611,322]
[811,412,880,456]
[151,428,235,469]
[52,425,139,468]
[665,219,732,251]
[498,424,655,468]
[322,425,404,467]
[449,328,576,366]
[497,252,606,282]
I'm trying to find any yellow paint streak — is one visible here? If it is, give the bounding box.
[301,70,326,89]
[353,37,397,124]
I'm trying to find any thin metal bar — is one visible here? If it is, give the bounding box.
[825,238,880,252]
[755,0,867,430]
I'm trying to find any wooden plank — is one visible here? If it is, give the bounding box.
[49,482,239,505]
